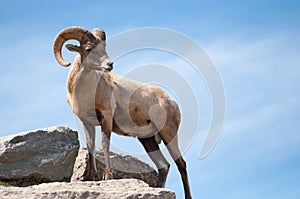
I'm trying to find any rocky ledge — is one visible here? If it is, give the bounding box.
[0,126,175,198]
[0,126,79,185]
[71,148,158,187]
[0,179,175,199]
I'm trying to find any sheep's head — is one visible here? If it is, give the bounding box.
[53,26,113,71]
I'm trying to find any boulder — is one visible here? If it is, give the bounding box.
[0,126,79,185]
[71,148,158,187]
[0,179,175,199]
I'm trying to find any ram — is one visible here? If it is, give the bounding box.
[53,26,192,199]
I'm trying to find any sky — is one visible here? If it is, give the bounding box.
[0,0,300,198]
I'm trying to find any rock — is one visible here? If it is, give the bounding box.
[0,126,79,185]
[0,179,175,199]
[71,148,158,187]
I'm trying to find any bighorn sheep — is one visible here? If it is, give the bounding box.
[53,26,192,199]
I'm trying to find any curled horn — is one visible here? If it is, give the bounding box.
[53,26,96,67]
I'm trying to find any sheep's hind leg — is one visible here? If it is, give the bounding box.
[160,132,192,199]
[138,136,170,188]
[83,123,97,181]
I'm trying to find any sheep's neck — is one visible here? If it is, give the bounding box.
[67,57,82,94]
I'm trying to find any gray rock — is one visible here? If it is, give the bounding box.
[0,126,79,185]
[71,148,158,187]
[0,179,175,199]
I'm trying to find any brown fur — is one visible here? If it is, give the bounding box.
[53,27,192,199]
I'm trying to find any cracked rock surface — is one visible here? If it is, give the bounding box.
[0,126,79,185]
[71,148,158,187]
[0,179,175,199]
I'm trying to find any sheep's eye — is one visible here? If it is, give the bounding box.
[86,48,92,52]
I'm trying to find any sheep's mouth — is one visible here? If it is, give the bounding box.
[102,65,113,71]
[102,62,113,71]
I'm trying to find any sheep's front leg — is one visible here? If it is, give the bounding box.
[102,127,112,180]
[101,112,113,180]
[83,123,97,181]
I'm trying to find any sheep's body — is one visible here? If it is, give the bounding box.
[53,26,192,199]
[68,67,178,138]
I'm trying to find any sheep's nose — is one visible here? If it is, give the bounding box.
[107,61,113,67]
[105,61,113,71]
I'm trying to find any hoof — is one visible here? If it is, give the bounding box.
[84,170,96,181]
[102,168,112,180]
[83,174,95,181]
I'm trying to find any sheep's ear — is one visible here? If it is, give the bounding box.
[66,44,81,53]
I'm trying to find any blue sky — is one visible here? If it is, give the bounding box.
[1,0,300,198]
